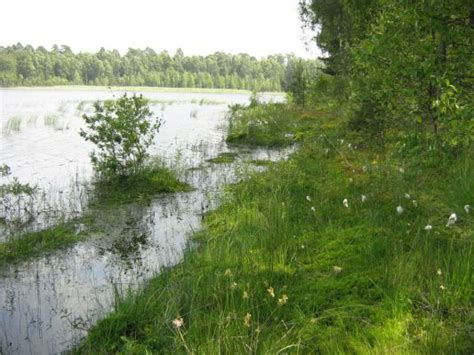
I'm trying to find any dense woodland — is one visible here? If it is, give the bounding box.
[0,44,321,91]
[299,0,473,147]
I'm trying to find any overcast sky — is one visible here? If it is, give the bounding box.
[1,0,320,58]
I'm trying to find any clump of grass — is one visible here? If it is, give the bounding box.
[0,224,84,265]
[191,98,225,105]
[206,152,238,164]
[2,116,22,134]
[78,102,473,354]
[90,163,191,206]
[44,114,59,126]
[226,102,302,147]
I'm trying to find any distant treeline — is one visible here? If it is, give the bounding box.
[0,44,321,91]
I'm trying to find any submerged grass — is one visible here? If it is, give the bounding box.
[0,224,83,265]
[0,161,189,265]
[77,102,473,353]
[2,116,22,134]
[207,152,238,164]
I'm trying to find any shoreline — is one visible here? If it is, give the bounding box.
[0,85,284,95]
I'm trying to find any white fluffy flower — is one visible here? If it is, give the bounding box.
[446,213,457,227]
[424,224,433,231]
[396,206,404,215]
[412,200,418,207]
[311,206,316,212]
[306,195,311,202]
[404,193,411,199]
[361,195,367,203]
[464,205,470,214]
[343,198,349,208]
[172,317,184,329]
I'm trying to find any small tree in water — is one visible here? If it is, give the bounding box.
[80,94,161,178]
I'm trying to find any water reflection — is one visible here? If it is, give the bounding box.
[0,88,288,354]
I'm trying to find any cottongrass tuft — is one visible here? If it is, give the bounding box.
[278,294,288,306]
[343,198,349,208]
[333,266,343,274]
[172,317,184,329]
[464,204,470,213]
[446,213,457,227]
[306,195,311,202]
[396,206,404,215]
[267,286,275,298]
[424,224,433,231]
[361,195,367,203]
[243,313,252,327]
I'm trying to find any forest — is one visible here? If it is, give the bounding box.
[0,43,321,91]
[299,0,473,145]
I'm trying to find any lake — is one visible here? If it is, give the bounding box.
[0,87,288,354]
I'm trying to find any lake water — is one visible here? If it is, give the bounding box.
[0,88,288,354]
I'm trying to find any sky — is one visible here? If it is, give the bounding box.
[1,0,320,58]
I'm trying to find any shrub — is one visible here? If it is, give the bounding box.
[80,94,161,178]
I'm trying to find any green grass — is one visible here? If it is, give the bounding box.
[77,103,473,353]
[245,159,274,167]
[207,152,238,164]
[91,164,191,206]
[226,102,307,147]
[0,224,84,265]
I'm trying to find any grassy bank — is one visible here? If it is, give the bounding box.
[226,102,303,147]
[78,103,473,353]
[0,164,189,265]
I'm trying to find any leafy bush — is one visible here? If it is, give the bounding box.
[80,94,161,178]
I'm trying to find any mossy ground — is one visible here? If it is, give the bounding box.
[78,102,473,353]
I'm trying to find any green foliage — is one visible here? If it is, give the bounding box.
[80,94,161,178]
[300,0,474,147]
[0,164,36,197]
[283,58,322,107]
[0,44,320,91]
